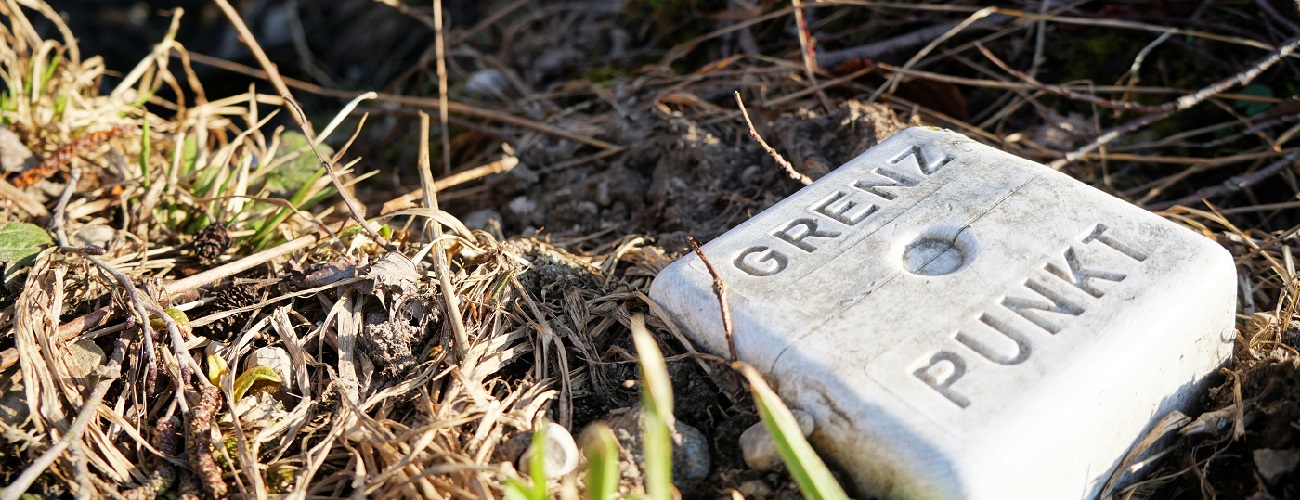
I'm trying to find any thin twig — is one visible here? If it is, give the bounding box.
[285,97,390,248]
[734,91,812,186]
[688,237,736,362]
[419,111,469,358]
[0,340,125,500]
[210,0,389,248]
[182,52,622,151]
[50,171,163,396]
[871,7,997,104]
[1147,153,1298,210]
[1050,35,1300,170]
[369,0,438,31]
[791,0,830,111]
[817,13,1010,70]
[975,42,1164,113]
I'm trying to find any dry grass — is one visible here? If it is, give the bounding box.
[0,0,1298,498]
[0,2,643,498]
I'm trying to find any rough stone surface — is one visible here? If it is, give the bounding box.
[1254,448,1299,485]
[740,409,815,471]
[606,405,711,489]
[0,126,33,173]
[649,127,1237,500]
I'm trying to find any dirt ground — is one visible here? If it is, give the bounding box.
[2,0,1300,498]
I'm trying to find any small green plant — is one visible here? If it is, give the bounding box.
[630,313,673,500]
[505,426,549,500]
[737,363,849,500]
[580,424,619,500]
[0,222,53,287]
[138,119,151,188]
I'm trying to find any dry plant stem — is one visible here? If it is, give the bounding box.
[370,0,438,31]
[0,340,125,500]
[283,96,390,248]
[163,231,321,297]
[142,299,209,388]
[975,43,1163,113]
[210,0,388,247]
[434,0,452,177]
[84,254,171,402]
[688,237,737,362]
[661,6,795,66]
[1050,34,1300,170]
[49,172,165,396]
[380,157,519,214]
[419,112,469,358]
[1147,154,1299,210]
[791,0,830,111]
[872,7,997,104]
[1257,0,1300,35]
[428,1,469,356]
[817,13,1010,69]
[182,52,620,151]
[734,91,812,186]
[37,231,322,360]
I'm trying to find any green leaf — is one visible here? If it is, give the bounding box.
[738,363,849,500]
[1234,83,1274,116]
[504,427,549,500]
[180,134,199,177]
[52,93,67,120]
[232,365,282,401]
[249,167,326,249]
[263,132,332,195]
[631,313,673,500]
[138,120,151,188]
[0,222,54,267]
[581,424,620,500]
[39,53,62,93]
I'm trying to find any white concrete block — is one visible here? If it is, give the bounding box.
[648,127,1236,500]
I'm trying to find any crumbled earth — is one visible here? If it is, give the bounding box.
[488,99,907,252]
[1146,351,1300,498]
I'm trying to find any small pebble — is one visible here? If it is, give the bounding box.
[507,197,538,219]
[739,409,815,471]
[1254,448,1299,485]
[605,405,711,488]
[73,224,115,251]
[0,126,33,172]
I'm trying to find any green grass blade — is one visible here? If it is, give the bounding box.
[250,167,325,248]
[630,313,673,500]
[580,423,619,500]
[121,88,157,117]
[180,134,199,177]
[52,93,66,120]
[737,363,848,500]
[138,119,151,188]
[39,53,61,92]
[504,427,549,500]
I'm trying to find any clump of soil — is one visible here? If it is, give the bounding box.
[1145,351,1300,498]
[481,99,907,253]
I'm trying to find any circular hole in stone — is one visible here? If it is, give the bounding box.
[902,234,966,275]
